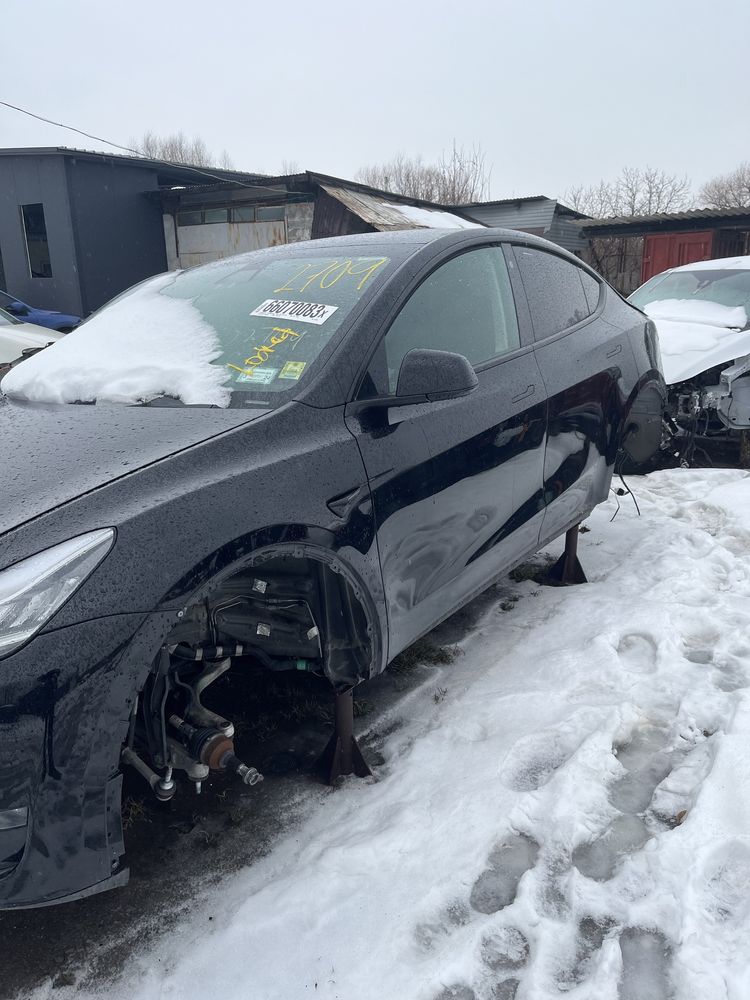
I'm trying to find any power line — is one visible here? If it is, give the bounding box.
[0,99,286,193]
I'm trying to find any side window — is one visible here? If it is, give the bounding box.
[579,269,601,313]
[512,246,590,341]
[365,246,520,396]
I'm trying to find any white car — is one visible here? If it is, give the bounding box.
[629,256,750,463]
[0,306,62,372]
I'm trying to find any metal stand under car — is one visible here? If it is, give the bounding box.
[318,689,373,784]
[546,525,588,586]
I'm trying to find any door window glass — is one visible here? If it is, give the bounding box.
[513,246,590,340]
[369,247,520,396]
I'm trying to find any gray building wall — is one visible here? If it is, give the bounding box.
[462,199,557,233]
[0,154,82,315]
[65,158,168,314]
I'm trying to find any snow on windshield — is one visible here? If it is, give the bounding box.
[644,298,748,330]
[0,275,232,406]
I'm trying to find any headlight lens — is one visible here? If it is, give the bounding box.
[0,528,114,658]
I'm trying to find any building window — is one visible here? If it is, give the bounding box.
[203,208,228,224]
[231,206,256,222]
[21,203,52,278]
[177,210,203,227]
[257,205,285,222]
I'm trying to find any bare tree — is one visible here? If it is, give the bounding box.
[132,130,234,169]
[699,162,750,209]
[565,166,692,219]
[280,159,301,175]
[356,142,491,204]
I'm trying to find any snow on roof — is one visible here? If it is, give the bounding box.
[378,200,483,230]
[320,183,484,232]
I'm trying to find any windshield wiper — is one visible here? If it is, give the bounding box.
[138,394,218,408]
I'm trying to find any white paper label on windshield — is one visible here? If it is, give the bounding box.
[250,299,338,325]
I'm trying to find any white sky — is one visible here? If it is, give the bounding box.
[2,0,747,202]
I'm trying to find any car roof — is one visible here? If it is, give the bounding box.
[666,255,750,275]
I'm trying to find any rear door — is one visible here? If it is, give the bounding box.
[508,244,626,545]
[345,245,547,659]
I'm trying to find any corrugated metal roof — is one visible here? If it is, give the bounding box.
[320,184,484,231]
[580,206,750,231]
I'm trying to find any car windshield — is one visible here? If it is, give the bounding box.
[630,268,750,328]
[0,250,393,407]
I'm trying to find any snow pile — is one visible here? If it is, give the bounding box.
[0,276,231,407]
[645,298,748,330]
[672,255,750,273]
[380,201,484,230]
[32,470,750,1000]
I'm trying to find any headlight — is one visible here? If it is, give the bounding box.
[0,529,114,659]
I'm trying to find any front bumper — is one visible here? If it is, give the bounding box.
[0,610,173,909]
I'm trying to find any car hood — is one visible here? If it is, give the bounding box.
[649,316,750,384]
[0,325,62,364]
[0,394,269,537]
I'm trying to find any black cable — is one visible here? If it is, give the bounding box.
[617,471,641,516]
[0,99,285,193]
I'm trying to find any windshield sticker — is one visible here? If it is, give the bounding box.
[250,299,338,325]
[274,257,389,294]
[226,326,304,379]
[279,361,307,380]
[234,366,278,384]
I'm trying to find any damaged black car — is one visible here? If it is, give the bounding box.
[0,229,664,908]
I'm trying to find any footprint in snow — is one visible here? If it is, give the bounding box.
[499,726,583,792]
[470,834,539,914]
[480,925,529,1000]
[414,899,470,952]
[696,840,750,931]
[555,916,615,990]
[617,928,673,1000]
[573,723,713,880]
[616,633,658,675]
[432,985,476,1000]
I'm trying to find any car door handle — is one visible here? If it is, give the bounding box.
[511,384,535,403]
[606,344,622,358]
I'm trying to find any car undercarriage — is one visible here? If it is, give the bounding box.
[123,555,376,803]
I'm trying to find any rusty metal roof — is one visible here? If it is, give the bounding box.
[319,184,483,231]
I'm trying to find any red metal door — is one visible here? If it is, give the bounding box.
[641,231,714,283]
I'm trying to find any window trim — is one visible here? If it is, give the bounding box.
[354,242,524,400]
[508,241,605,347]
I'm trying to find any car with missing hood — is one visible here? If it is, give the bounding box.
[0,228,664,908]
[629,256,750,464]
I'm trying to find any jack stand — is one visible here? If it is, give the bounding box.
[317,689,372,785]
[546,525,587,585]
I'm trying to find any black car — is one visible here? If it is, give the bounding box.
[0,229,664,909]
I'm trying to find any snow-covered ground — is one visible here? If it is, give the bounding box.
[33,469,750,1000]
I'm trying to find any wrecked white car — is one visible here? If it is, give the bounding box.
[629,256,750,465]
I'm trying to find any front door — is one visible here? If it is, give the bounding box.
[345,245,547,660]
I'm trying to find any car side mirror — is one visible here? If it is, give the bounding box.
[395,348,478,402]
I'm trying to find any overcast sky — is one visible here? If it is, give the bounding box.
[2,0,747,203]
